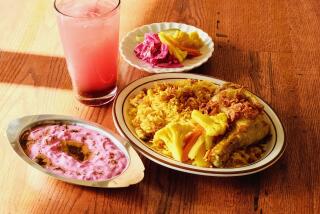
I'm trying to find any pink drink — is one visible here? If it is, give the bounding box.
[55,0,120,106]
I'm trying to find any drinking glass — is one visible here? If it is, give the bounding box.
[54,0,120,106]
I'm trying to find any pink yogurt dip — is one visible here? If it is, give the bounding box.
[23,124,128,181]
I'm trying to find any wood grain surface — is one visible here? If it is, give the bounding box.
[0,0,319,213]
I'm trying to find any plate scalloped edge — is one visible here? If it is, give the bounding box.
[119,22,214,73]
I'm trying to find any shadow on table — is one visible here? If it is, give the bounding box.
[0,41,263,92]
[0,50,158,91]
[0,50,72,90]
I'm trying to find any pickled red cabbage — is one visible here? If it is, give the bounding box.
[134,33,182,68]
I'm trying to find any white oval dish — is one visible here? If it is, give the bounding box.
[113,73,286,177]
[119,22,214,73]
[6,115,144,188]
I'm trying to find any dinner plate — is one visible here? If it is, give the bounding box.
[113,73,286,177]
[6,115,145,187]
[119,22,214,73]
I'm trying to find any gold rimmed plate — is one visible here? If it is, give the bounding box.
[112,73,286,177]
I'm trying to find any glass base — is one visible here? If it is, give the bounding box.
[76,87,117,106]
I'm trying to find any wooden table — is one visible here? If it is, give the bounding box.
[0,0,319,213]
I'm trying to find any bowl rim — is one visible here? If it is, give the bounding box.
[112,73,286,176]
[119,22,214,73]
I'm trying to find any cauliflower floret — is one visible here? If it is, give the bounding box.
[153,122,194,161]
[191,110,228,137]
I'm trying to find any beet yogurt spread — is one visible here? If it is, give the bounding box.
[20,124,128,181]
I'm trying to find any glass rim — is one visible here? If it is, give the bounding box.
[54,0,120,19]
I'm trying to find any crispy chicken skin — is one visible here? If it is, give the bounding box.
[207,114,270,167]
[200,83,264,122]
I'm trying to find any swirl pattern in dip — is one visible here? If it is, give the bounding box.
[20,124,128,181]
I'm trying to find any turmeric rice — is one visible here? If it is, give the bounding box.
[128,79,217,140]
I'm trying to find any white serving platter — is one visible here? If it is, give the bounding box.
[113,73,286,177]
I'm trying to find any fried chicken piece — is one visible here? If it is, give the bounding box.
[200,83,263,122]
[207,114,270,168]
